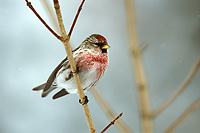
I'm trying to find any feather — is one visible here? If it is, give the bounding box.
[43,57,68,92]
[33,83,57,97]
[43,47,80,93]
[41,86,57,97]
[52,89,69,99]
[32,83,46,91]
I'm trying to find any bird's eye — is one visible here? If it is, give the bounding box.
[94,43,102,46]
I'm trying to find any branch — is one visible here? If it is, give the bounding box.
[68,0,85,38]
[25,0,61,41]
[100,113,123,133]
[124,0,153,132]
[164,98,200,133]
[153,58,200,118]
[91,88,133,133]
[52,0,96,133]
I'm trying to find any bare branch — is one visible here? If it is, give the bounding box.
[153,58,200,118]
[25,0,61,41]
[164,98,200,133]
[100,113,123,133]
[91,88,133,133]
[52,0,96,132]
[68,0,85,38]
[124,0,153,132]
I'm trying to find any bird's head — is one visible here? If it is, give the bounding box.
[83,34,110,53]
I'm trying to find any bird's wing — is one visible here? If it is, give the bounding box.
[41,46,81,97]
[42,57,68,94]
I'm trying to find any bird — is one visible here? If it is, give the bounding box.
[32,34,110,100]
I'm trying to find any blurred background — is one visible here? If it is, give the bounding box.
[0,0,200,132]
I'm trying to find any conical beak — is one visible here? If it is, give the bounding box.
[101,44,110,49]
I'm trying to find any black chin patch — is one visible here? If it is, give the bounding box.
[101,49,107,53]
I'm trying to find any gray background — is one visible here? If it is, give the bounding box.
[0,0,200,132]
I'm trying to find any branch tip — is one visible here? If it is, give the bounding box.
[100,112,123,133]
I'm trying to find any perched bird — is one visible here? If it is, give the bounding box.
[33,34,110,100]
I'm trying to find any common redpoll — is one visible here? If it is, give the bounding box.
[33,34,110,100]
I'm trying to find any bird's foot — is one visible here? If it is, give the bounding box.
[79,95,89,105]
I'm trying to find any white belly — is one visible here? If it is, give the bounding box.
[55,67,97,94]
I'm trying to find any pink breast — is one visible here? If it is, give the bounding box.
[76,51,109,78]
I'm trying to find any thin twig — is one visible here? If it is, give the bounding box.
[153,58,200,118]
[68,0,85,38]
[53,0,96,133]
[25,0,61,41]
[100,113,123,133]
[164,98,200,133]
[41,0,60,33]
[124,0,153,132]
[91,88,133,133]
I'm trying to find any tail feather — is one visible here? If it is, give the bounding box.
[32,83,57,98]
[41,86,57,98]
[52,89,69,99]
[32,83,46,91]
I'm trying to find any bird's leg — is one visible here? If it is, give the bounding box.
[73,66,88,105]
[79,95,89,105]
